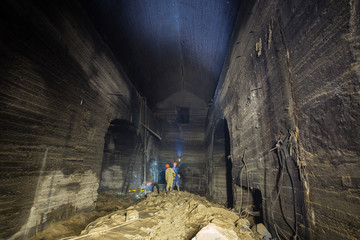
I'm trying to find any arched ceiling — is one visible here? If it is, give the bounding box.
[81,0,240,110]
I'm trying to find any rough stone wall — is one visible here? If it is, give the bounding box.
[155,90,208,194]
[0,1,156,239]
[207,0,360,239]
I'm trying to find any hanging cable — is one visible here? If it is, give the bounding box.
[281,141,298,240]
[237,150,251,218]
[270,136,300,239]
[271,140,286,209]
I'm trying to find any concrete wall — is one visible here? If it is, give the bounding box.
[206,0,360,239]
[0,1,158,239]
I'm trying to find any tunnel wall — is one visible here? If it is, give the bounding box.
[207,119,233,207]
[99,121,160,194]
[99,120,139,193]
[99,106,160,195]
[155,90,208,193]
[207,0,359,239]
[208,127,227,205]
[0,1,158,239]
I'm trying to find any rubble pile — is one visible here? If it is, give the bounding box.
[64,191,255,240]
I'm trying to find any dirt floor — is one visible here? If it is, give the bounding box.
[30,191,264,240]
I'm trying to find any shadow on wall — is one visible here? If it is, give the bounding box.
[98,119,142,194]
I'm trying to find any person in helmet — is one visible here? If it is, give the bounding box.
[172,162,180,191]
[165,163,175,192]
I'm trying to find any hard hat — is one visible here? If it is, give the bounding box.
[173,162,177,166]
[166,164,170,168]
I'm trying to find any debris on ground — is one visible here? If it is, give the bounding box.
[28,193,139,240]
[192,223,238,240]
[28,191,276,240]
[255,223,272,239]
[62,191,255,240]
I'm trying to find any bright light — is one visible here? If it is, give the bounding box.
[176,140,183,158]
[178,158,181,162]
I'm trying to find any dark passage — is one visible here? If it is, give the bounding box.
[0,0,359,239]
[252,189,263,224]
[99,119,141,194]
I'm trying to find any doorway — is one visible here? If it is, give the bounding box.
[211,119,234,208]
[99,119,141,194]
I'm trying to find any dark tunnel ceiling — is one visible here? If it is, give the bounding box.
[82,0,240,109]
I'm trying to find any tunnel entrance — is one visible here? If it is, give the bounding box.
[210,119,234,208]
[252,188,264,224]
[98,119,142,194]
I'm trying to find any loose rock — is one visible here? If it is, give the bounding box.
[192,223,238,240]
[65,191,255,240]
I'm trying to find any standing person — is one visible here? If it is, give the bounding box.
[173,162,180,191]
[165,164,175,192]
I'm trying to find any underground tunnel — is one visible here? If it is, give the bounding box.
[0,0,359,239]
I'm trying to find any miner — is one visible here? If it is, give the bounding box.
[165,163,175,191]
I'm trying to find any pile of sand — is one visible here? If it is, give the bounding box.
[62,191,255,240]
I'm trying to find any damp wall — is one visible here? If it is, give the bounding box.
[0,1,159,239]
[206,0,360,239]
